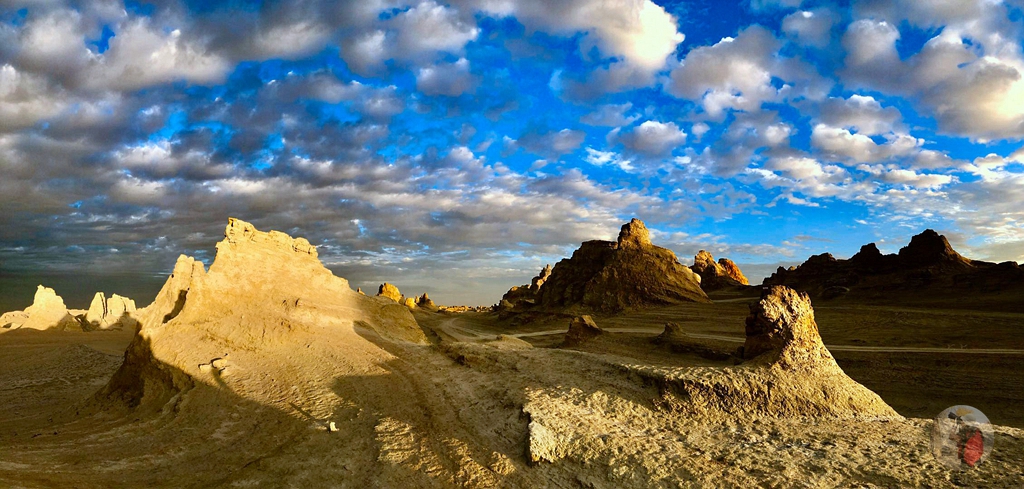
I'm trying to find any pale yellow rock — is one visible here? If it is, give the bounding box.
[20,286,81,331]
[101,218,426,411]
[377,283,402,302]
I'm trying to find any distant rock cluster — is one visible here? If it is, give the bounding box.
[0,285,139,332]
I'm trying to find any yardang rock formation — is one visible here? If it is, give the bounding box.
[101,218,426,409]
[530,218,709,313]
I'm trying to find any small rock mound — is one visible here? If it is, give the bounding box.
[655,322,685,343]
[377,283,403,302]
[562,315,602,347]
[416,293,438,311]
[690,250,749,291]
[533,218,709,313]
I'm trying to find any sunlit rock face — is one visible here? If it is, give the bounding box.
[101,218,425,409]
[690,250,749,291]
[85,292,138,331]
[534,218,709,313]
[377,283,402,303]
[626,285,899,422]
[1,286,82,331]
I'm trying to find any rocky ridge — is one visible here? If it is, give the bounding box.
[764,229,1024,308]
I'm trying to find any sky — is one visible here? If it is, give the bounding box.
[2,0,1024,307]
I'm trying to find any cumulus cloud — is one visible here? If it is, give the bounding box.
[811,124,922,163]
[841,7,1024,141]
[416,58,480,97]
[580,102,640,127]
[669,26,782,118]
[84,18,231,91]
[668,26,829,118]
[818,95,902,136]
[617,120,687,157]
[782,8,837,48]
[516,128,586,158]
[694,112,795,176]
[0,65,69,130]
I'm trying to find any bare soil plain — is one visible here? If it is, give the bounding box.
[2,220,1024,488]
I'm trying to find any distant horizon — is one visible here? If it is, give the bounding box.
[2,220,987,313]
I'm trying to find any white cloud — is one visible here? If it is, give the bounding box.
[584,148,635,172]
[0,64,69,131]
[391,1,480,59]
[842,9,1024,141]
[811,124,922,163]
[517,128,586,158]
[667,26,828,118]
[818,95,902,136]
[478,0,683,72]
[580,102,640,127]
[618,120,687,157]
[416,58,479,97]
[84,18,231,91]
[340,30,388,77]
[782,8,837,48]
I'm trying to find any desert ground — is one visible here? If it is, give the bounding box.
[1,220,1023,488]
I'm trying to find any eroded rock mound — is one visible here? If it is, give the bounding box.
[100,218,426,410]
[562,315,602,347]
[740,286,829,363]
[533,219,709,313]
[764,229,1024,309]
[690,250,749,291]
[638,285,898,420]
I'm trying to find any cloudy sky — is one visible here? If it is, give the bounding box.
[2,0,1024,307]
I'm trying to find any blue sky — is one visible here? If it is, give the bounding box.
[1,0,1024,305]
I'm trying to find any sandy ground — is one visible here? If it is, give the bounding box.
[2,300,1024,487]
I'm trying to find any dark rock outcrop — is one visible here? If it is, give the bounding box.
[763,229,1024,309]
[499,264,552,309]
[532,219,709,313]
